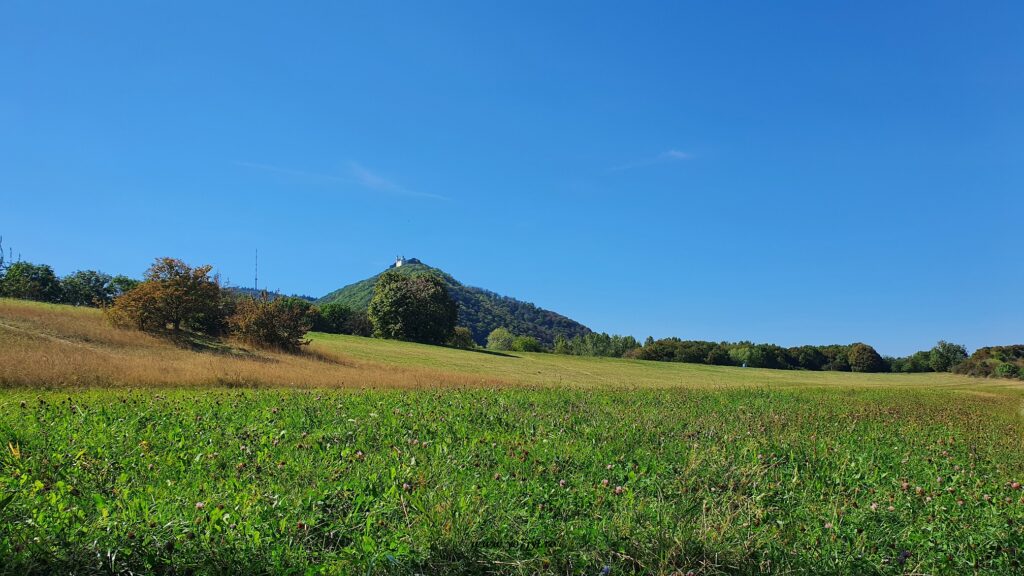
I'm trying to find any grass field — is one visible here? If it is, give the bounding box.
[2,299,1023,574]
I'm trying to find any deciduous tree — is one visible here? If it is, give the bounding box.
[486,327,514,351]
[367,271,457,345]
[106,257,222,333]
[228,292,312,351]
[0,262,62,302]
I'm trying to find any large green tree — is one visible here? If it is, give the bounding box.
[61,270,115,306]
[367,271,457,345]
[928,340,968,372]
[486,327,514,351]
[0,261,62,302]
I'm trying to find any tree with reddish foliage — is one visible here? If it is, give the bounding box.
[848,342,885,373]
[106,257,223,334]
[228,292,312,351]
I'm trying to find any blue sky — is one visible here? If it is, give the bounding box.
[2,1,1021,356]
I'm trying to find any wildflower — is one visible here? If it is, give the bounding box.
[195,502,205,510]
[601,479,610,487]
[296,521,307,530]
[897,550,911,566]
[606,464,614,470]
[614,486,625,495]
[824,522,833,529]
[887,505,895,511]
[1012,482,1021,490]
[494,473,502,480]
[870,502,879,511]
[355,450,365,461]
[558,479,566,488]
[402,483,411,492]
[900,481,909,491]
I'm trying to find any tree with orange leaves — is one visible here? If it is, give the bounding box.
[106,257,224,334]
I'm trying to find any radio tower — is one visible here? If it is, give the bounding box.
[254,248,259,291]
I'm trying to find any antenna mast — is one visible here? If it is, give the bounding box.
[254,248,259,291]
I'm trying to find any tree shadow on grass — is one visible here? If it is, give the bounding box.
[462,348,519,358]
[164,331,277,363]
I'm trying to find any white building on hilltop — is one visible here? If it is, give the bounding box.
[393,256,421,268]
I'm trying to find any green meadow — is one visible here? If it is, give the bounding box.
[2,302,1023,574]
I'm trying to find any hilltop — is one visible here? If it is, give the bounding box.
[317,258,591,345]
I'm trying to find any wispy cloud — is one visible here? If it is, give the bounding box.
[347,162,447,200]
[611,149,693,171]
[235,161,447,201]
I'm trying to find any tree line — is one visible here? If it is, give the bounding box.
[1,250,1020,380]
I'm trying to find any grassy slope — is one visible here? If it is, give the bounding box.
[310,331,1005,391]
[3,299,1024,575]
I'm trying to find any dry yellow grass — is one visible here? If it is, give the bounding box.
[0,299,507,389]
[3,298,1020,395]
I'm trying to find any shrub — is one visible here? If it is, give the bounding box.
[228,292,312,351]
[315,301,354,334]
[899,351,934,373]
[511,335,544,352]
[487,327,514,351]
[554,335,570,355]
[448,327,476,349]
[994,363,1019,378]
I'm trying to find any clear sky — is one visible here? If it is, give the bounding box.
[2,1,1021,356]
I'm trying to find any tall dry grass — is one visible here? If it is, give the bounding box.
[0,299,507,389]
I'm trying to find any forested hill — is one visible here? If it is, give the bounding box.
[317,260,591,346]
